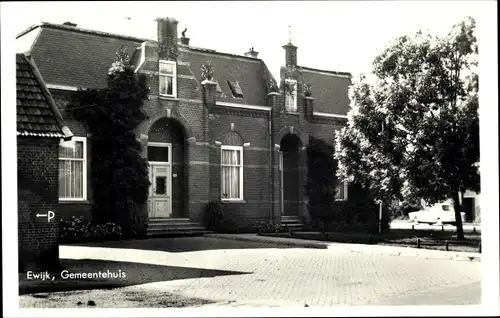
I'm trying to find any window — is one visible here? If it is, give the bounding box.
[59,137,87,200]
[227,81,244,99]
[147,142,171,163]
[221,145,243,200]
[159,60,177,97]
[335,181,348,201]
[285,78,297,112]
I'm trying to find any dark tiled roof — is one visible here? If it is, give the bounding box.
[19,23,276,106]
[16,53,70,138]
[299,66,352,115]
[27,25,142,89]
[187,49,269,105]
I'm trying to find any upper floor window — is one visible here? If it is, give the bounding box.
[59,137,87,201]
[285,78,297,112]
[159,60,177,98]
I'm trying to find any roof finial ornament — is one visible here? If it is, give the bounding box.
[182,28,187,38]
[288,25,293,44]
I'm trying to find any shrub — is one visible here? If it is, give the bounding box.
[253,221,286,234]
[387,200,422,220]
[59,216,122,243]
[203,200,225,232]
[305,137,338,221]
[307,184,392,234]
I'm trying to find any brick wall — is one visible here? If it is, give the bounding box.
[208,107,273,228]
[18,137,61,271]
[41,40,350,232]
[51,90,92,220]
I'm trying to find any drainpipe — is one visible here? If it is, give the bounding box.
[269,109,274,223]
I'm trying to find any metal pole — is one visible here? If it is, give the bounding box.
[379,202,383,233]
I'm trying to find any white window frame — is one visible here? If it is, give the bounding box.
[285,78,298,112]
[147,142,172,165]
[58,136,87,201]
[335,181,349,201]
[159,60,177,98]
[220,145,244,201]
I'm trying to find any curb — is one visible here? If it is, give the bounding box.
[204,234,481,262]
[204,233,329,249]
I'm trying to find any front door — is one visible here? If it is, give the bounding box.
[148,164,172,218]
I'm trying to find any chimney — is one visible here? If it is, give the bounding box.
[244,47,259,58]
[62,21,77,27]
[282,42,297,67]
[156,17,179,60]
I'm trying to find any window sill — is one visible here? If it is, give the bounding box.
[59,200,90,204]
[159,95,179,101]
[286,111,300,115]
[221,199,246,204]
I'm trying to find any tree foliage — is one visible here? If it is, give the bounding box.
[335,17,479,239]
[67,48,151,238]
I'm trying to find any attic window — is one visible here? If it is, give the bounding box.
[227,81,244,99]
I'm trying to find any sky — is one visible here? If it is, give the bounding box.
[2,1,494,80]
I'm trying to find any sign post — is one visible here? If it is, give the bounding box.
[378,202,383,233]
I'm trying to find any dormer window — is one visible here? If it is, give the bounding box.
[159,60,177,98]
[285,78,297,112]
[227,81,244,99]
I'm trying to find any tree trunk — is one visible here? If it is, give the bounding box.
[452,191,465,240]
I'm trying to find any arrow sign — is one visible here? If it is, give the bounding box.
[36,211,55,223]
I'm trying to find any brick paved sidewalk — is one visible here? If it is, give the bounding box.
[204,233,481,262]
[50,237,480,307]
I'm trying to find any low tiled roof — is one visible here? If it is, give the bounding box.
[299,66,352,115]
[16,53,72,138]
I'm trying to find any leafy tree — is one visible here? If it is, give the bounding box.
[335,17,479,240]
[67,48,151,238]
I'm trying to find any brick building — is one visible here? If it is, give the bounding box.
[16,53,73,271]
[16,17,352,234]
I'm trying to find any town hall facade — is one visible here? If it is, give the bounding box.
[16,17,352,234]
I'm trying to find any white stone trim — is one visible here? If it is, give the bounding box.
[217,101,271,111]
[46,84,80,91]
[301,68,352,79]
[313,112,348,119]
